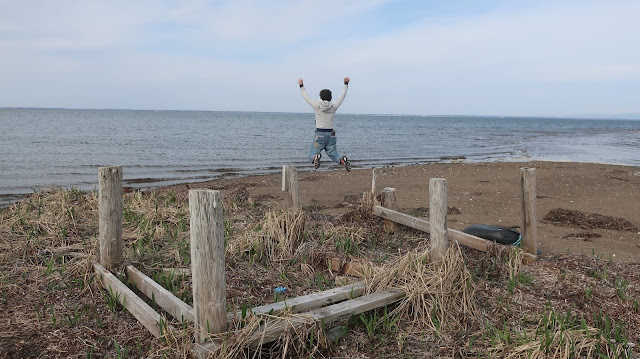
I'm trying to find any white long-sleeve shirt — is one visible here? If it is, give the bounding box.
[300,84,348,129]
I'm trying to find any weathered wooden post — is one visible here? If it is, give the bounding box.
[429,178,448,261]
[189,189,227,342]
[371,168,377,194]
[99,166,123,268]
[381,187,398,232]
[520,168,538,257]
[282,165,301,213]
[282,165,289,192]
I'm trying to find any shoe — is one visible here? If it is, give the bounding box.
[340,156,351,172]
[313,153,322,169]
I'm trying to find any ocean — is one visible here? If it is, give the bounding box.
[1,108,639,206]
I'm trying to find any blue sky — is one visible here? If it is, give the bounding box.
[1,0,639,118]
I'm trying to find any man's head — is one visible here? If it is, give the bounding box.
[319,89,332,101]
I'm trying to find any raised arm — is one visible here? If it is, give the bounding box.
[298,78,317,107]
[332,77,350,108]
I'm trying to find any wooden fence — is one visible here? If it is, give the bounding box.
[94,164,537,357]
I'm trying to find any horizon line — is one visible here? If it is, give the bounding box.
[1,106,639,121]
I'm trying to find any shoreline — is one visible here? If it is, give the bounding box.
[3,158,640,208]
[154,160,640,262]
[2,160,639,262]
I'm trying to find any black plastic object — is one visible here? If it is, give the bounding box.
[463,224,521,245]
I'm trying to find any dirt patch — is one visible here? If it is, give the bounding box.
[342,194,362,206]
[254,193,280,202]
[299,175,322,182]
[228,185,249,204]
[405,206,462,217]
[543,208,639,232]
[562,231,602,242]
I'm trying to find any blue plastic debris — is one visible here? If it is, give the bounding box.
[513,234,522,246]
[274,286,288,294]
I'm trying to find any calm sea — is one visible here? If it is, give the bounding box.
[1,108,639,206]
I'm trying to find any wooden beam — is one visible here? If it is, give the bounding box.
[126,265,194,323]
[374,205,488,251]
[374,205,490,252]
[232,282,365,320]
[145,272,365,323]
[194,282,367,358]
[98,166,123,268]
[94,261,174,338]
[246,289,405,347]
[192,341,222,359]
[373,205,536,260]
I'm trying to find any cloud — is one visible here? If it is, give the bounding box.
[0,0,638,116]
[299,0,640,115]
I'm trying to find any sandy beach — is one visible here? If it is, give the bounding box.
[159,161,640,262]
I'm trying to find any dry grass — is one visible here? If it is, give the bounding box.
[204,312,327,359]
[1,186,639,358]
[227,210,305,262]
[366,244,478,339]
[489,309,632,359]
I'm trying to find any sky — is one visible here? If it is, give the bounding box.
[1,0,639,118]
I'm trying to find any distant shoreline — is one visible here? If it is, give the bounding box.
[2,107,639,121]
[4,159,640,212]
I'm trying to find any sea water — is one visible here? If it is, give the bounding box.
[1,108,639,205]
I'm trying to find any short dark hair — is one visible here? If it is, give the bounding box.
[319,89,332,101]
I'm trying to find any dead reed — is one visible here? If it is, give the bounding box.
[204,311,326,359]
[366,244,478,339]
[227,210,305,262]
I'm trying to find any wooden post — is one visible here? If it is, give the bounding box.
[429,178,448,261]
[282,165,301,213]
[281,165,289,192]
[382,187,398,232]
[521,168,538,257]
[371,168,377,194]
[99,166,123,268]
[189,189,227,342]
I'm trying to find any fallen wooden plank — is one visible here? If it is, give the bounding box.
[93,261,174,338]
[127,267,364,326]
[246,289,405,347]
[373,205,488,251]
[228,282,365,320]
[192,340,222,359]
[373,206,430,232]
[194,282,369,357]
[373,205,537,261]
[126,265,194,323]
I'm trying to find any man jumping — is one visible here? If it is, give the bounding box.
[298,76,352,171]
